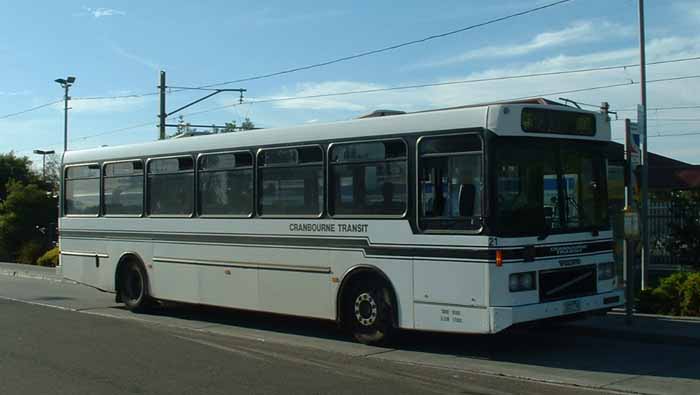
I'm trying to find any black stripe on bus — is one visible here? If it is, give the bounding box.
[60,230,613,262]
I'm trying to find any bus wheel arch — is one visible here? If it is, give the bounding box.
[115,252,152,311]
[336,265,398,345]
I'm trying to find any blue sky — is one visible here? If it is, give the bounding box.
[1,0,699,165]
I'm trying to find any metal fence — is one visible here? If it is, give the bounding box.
[649,200,699,273]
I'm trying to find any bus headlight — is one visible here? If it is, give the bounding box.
[598,262,615,281]
[509,272,536,292]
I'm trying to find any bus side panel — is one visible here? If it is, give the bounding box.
[413,260,486,306]
[151,260,199,302]
[257,249,332,319]
[199,265,259,310]
[60,237,104,289]
[61,255,100,288]
[412,259,489,333]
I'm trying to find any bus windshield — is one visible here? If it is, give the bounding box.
[492,138,609,237]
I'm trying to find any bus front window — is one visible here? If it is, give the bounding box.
[493,138,608,237]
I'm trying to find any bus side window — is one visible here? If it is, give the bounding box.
[328,139,407,217]
[103,160,144,216]
[64,164,100,216]
[198,151,253,216]
[418,133,483,232]
[257,146,323,216]
[147,156,194,216]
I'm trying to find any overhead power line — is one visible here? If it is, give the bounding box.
[197,0,572,88]
[0,99,63,120]
[613,131,700,141]
[175,57,700,119]
[616,105,700,112]
[73,92,159,101]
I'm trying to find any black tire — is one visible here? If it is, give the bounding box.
[119,260,152,312]
[342,278,395,346]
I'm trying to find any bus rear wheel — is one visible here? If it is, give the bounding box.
[342,278,394,346]
[119,260,152,312]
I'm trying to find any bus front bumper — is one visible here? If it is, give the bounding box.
[490,289,625,333]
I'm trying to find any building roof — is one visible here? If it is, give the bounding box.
[609,142,700,190]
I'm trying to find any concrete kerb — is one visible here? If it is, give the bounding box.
[0,262,72,284]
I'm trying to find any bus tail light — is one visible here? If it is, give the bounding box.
[496,250,503,267]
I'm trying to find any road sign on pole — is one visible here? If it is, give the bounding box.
[624,118,640,325]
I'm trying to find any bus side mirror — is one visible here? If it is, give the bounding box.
[458,184,476,217]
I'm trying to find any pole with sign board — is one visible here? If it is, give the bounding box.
[624,119,641,324]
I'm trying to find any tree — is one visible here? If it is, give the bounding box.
[169,115,198,138]
[220,118,255,133]
[660,190,700,266]
[0,180,58,262]
[221,121,237,133]
[42,153,61,193]
[0,152,40,201]
[241,117,255,130]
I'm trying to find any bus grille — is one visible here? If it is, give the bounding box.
[539,265,597,302]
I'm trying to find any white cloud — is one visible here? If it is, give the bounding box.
[0,90,32,96]
[414,20,634,69]
[83,7,126,18]
[252,32,700,163]
[112,45,160,71]
[54,95,150,114]
[261,81,392,112]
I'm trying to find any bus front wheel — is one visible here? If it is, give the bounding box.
[342,278,394,346]
[119,260,152,312]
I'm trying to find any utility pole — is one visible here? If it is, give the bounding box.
[638,0,650,290]
[159,70,166,140]
[158,74,247,138]
[54,76,76,151]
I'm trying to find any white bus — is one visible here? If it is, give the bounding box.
[59,99,624,345]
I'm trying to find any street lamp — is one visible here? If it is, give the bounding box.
[54,76,76,152]
[33,149,55,180]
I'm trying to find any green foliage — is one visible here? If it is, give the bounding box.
[241,117,255,130]
[221,121,237,133]
[660,190,700,265]
[37,246,60,267]
[0,180,57,262]
[0,152,40,201]
[681,274,700,316]
[17,240,44,265]
[637,272,700,316]
[221,118,255,133]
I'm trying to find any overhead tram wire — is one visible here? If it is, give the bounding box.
[0,99,63,120]
[172,56,700,119]
[29,69,700,148]
[612,131,700,141]
[196,0,573,88]
[616,105,700,112]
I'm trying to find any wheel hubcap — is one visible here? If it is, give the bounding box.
[354,293,378,326]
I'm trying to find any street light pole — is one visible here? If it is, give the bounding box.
[63,83,69,152]
[33,149,56,180]
[54,76,76,152]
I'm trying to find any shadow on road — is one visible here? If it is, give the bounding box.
[116,301,700,382]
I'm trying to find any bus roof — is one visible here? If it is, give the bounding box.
[63,102,609,165]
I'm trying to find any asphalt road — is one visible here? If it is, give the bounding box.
[1,266,699,394]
